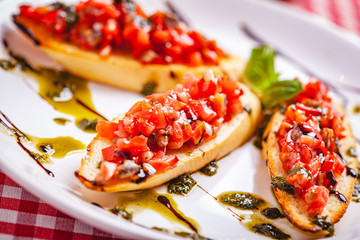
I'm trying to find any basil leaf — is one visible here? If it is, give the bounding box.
[262,80,303,109]
[244,46,279,92]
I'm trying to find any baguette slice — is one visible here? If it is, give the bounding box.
[13,15,245,93]
[76,82,261,192]
[263,104,358,235]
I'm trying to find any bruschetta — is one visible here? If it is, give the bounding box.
[262,78,358,236]
[13,0,244,93]
[75,70,261,191]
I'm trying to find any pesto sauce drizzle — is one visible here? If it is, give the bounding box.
[312,215,334,237]
[167,174,197,195]
[217,191,289,240]
[218,192,265,210]
[199,161,218,176]
[109,206,132,220]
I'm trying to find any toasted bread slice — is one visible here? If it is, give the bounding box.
[76,83,261,192]
[263,104,358,235]
[13,15,245,93]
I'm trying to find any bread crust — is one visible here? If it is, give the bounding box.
[76,83,261,192]
[263,105,358,235]
[13,15,245,93]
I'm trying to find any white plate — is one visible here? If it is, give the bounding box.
[1,0,360,239]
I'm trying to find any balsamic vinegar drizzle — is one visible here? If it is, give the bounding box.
[0,110,85,176]
[330,191,347,203]
[157,195,198,233]
[112,190,200,234]
[0,111,54,177]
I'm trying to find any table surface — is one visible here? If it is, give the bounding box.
[1,0,360,239]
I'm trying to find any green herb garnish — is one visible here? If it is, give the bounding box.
[262,80,303,109]
[244,46,303,108]
[244,46,279,92]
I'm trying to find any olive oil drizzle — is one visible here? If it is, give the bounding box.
[75,98,107,120]
[0,111,54,177]
[0,48,108,132]
[0,110,85,176]
[113,190,200,233]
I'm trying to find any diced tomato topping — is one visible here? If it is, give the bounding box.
[18,0,225,65]
[330,152,345,177]
[147,151,179,171]
[276,79,347,216]
[191,120,206,145]
[116,135,150,156]
[101,144,124,163]
[93,72,243,183]
[96,120,119,140]
[286,167,313,190]
[305,186,329,216]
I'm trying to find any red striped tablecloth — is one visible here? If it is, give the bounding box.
[1,0,360,239]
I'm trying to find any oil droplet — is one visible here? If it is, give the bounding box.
[33,136,85,158]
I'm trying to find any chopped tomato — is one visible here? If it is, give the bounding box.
[168,121,184,149]
[330,152,345,177]
[277,121,293,138]
[102,144,124,163]
[96,120,119,140]
[93,73,242,183]
[305,157,321,179]
[191,120,206,145]
[211,93,227,118]
[332,116,345,140]
[299,135,322,149]
[188,51,203,66]
[20,0,224,66]
[189,100,217,122]
[321,128,338,152]
[277,79,346,216]
[304,185,329,216]
[116,135,150,156]
[227,98,243,115]
[147,151,179,171]
[285,105,307,123]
